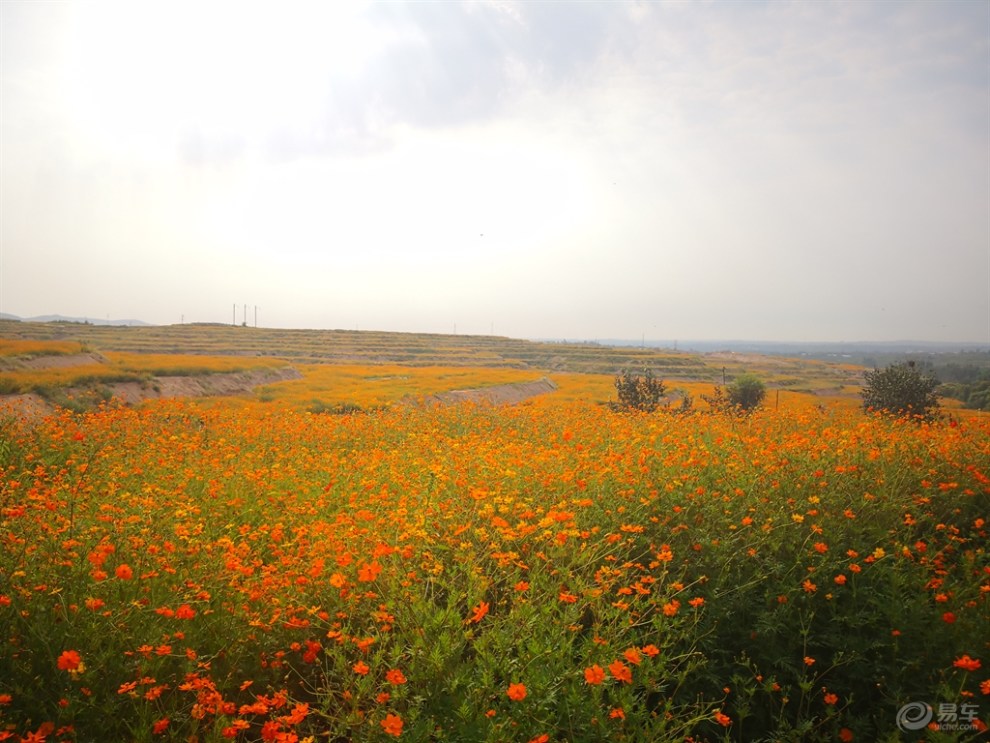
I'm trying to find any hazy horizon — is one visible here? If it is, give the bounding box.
[2,1,988,343]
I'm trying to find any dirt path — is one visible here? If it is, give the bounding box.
[411,377,558,406]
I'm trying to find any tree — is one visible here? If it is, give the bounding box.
[727,374,766,412]
[861,361,940,421]
[614,369,665,412]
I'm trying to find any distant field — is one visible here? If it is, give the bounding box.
[0,320,874,412]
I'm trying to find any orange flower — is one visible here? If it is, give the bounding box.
[714,711,731,727]
[839,727,854,741]
[57,650,82,672]
[688,597,705,608]
[175,604,196,620]
[642,644,660,658]
[468,601,489,624]
[527,736,549,743]
[354,637,376,652]
[358,561,382,582]
[662,600,680,617]
[942,611,956,623]
[609,707,625,719]
[152,718,170,735]
[353,661,370,675]
[980,679,990,695]
[380,713,403,737]
[823,691,838,705]
[514,581,529,592]
[608,660,632,684]
[584,664,605,685]
[559,591,578,603]
[506,682,527,701]
[115,564,134,580]
[623,648,642,666]
[385,669,407,685]
[953,655,981,672]
[802,579,817,594]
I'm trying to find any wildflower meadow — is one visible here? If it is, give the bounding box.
[0,398,987,741]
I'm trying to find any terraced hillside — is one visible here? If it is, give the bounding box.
[0,320,861,392]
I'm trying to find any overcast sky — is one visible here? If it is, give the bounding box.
[2,1,988,342]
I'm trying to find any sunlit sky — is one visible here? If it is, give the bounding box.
[2,1,988,342]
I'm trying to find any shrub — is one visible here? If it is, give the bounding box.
[861,361,940,421]
[701,385,730,413]
[614,369,665,412]
[307,400,366,415]
[727,374,766,412]
[0,377,23,395]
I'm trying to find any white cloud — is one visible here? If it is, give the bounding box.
[1,0,986,341]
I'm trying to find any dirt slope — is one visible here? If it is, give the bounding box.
[0,367,301,419]
[411,377,558,406]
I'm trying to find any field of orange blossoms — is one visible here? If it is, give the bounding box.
[0,399,988,742]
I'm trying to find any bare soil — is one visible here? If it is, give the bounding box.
[410,377,558,406]
[0,367,302,419]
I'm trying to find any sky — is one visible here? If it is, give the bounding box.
[1,0,988,342]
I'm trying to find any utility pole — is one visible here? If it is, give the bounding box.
[243,304,247,327]
[232,304,236,326]
[254,306,258,328]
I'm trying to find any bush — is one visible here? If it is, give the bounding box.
[861,361,940,421]
[307,400,366,415]
[727,374,766,412]
[614,369,665,412]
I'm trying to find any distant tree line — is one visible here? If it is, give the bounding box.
[938,376,990,411]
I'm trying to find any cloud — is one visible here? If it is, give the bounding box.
[2,0,987,340]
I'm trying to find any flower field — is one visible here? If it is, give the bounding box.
[1,399,988,742]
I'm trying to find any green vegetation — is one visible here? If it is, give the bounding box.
[613,368,666,412]
[727,373,767,412]
[0,402,986,741]
[307,400,371,415]
[861,361,941,421]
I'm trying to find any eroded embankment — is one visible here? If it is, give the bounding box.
[0,366,302,418]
